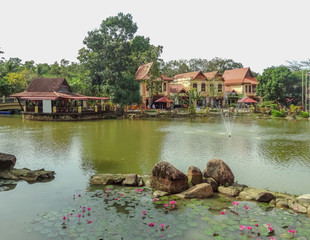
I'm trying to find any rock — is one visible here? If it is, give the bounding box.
[276,198,289,208]
[203,159,234,186]
[151,161,188,194]
[178,183,213,198]
[138,177,145,187]
[90,174,125,185]
[153,190,169,198]
[297,194,310,207]
[0,153,16,170]
[256,192,275,203]
[232,182,247,191]
[239,188,265,201]
[288,199,308,213]
[218,186,240,197]
[123,174,138,186]
[0,171,19,180]
[187,166,202,185]
[203,177,218,192]
[9,168,55,182]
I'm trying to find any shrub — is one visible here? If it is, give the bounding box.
[300,111,309,118]
[271,109,286,117]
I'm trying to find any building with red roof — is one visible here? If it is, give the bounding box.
[135,62,173,108]
[11,78,109,120]
[222,67,258,104]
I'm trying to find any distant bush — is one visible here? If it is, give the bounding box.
[270,104,278,110]
[271,109,286,117]
[230,103,237,108]
[300,111,309,118]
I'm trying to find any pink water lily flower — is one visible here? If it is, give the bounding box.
[87,207,91,211]
[240,225,245,231]
[149,222,154,227]
[220,211,225,215]
[139,189,143,192]
[153,198,158,202]
[87,220,92,224]
[62,216,66,220]
[164,203,169,207]
[120,193,124,196]
[232,201,239,206]
[244,205,249,210]
[255,223,259,227]
[161,224,165,228]
[246,226,253,230]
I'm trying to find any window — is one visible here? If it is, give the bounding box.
[249,85,252,93]
[245,85,248,93]
[218,84,222,92]
[252,85,256,92]
[193,83,197,89]
[163,83,167,92]
[201,83,206,92]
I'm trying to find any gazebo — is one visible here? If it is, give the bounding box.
[155,96,173,109]
[11,78,110,120]
[237,97,257,104]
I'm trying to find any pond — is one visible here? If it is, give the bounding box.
[0,115,310,239]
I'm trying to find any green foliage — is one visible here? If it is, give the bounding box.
[257,66,298,104]
[161,57,244,77]
[271,109,286,117]
[300,111,309,118]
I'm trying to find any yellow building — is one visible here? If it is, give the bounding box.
[223,67,258,104]
[135,62,173,108]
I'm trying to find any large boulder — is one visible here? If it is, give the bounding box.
[151,161,188,194]
[256,192,275,203]
[187,166,202,185]
[203,159,234,186]
[218,186,240,197]
[0,153,16,170]
[177,183,213,198]
[203,177,219,192]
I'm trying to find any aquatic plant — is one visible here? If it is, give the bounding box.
[26,187,310,240]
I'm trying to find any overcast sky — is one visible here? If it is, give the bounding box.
[1,0,309,73]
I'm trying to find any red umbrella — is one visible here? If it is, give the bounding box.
[237,97,257,103]
[155,97,174,103]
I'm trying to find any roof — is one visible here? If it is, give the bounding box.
[238,97,257,103]
[174,71,206,80]
[11,78,109,101]
[161,74,173,81]
[223,68,257,85]
[135,62,153,80]
[203,71,218,80]
[155,96,174,103]
[169,84,188,93]
[25,78,72,92]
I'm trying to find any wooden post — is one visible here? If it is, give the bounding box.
[16,97,23,111]
[95,105,98,112]
[53,106,57,113]
[78,106,82,113]
[35,106,38,113]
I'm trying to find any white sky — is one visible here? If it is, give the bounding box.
[1,0,309,73]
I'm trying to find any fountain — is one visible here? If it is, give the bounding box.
[215,101,241,137]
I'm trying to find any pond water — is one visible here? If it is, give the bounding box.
[0,115,310,239]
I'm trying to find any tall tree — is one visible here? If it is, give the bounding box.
[257,66,298,104]
[78,13,141,105]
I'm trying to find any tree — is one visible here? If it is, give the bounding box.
[78,13,141,105]
[257,66,298,104]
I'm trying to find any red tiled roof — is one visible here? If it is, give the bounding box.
[135,62,153,80]
[170,84,188,93]
[161,74,173,81]
[203,71,218,80]
[238,97,257,103]
[174,71,207,80]
[11,78,109,101]
[243,77,258,84]
[25,78,72,92]
[223,68,257,85]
